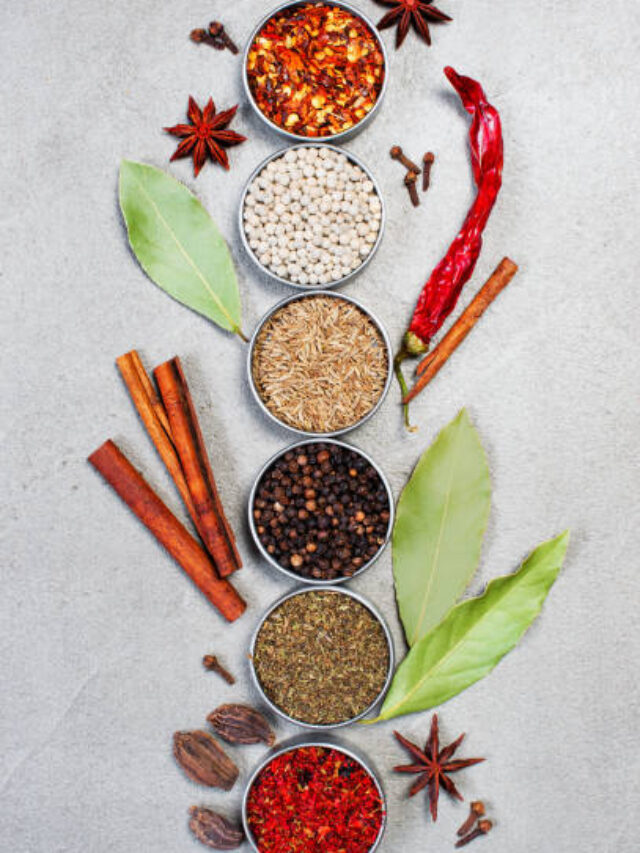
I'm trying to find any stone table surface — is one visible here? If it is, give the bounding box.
[2,1,639,850]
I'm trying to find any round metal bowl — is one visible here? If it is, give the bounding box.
[248,437,395,585]
[242,735,387,852]
[247,290,393,438]
[248,585,395,730]
[239,142,386,291]
[242,0,389,144]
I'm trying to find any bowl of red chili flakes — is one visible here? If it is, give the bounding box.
[242,739,387,853]
[243,1,388,142]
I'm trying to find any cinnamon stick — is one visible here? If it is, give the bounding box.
[404,257,519,404]
[116,351,199,531]
[154,358,241,578]
[88,440,245,622]
[128,350,171,436]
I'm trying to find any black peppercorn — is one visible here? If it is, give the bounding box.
[252,443,391,580]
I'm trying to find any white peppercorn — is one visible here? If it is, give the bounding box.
[243,147,382,286]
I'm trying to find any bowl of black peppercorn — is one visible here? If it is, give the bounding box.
[248,439,394,584]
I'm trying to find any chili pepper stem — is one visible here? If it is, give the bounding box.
[393,348,417,432]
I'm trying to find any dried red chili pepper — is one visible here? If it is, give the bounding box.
[395,67,503,423]
[245,746,384,852]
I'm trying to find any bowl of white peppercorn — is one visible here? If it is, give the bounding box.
[239,144,385,290]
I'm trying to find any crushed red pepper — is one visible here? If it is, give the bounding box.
[246,746,384,852]
[246,2,385,137]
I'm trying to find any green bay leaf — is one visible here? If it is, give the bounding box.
[119,160,244,337]
[394,408,491,646]
[373,532,569,722]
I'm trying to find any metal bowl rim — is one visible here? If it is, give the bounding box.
[241,735,387,852]
[238,141,386,291]
[241,0,389,144]
[247,289,393,438]
[247,435,395,585]
[248,584,395,730]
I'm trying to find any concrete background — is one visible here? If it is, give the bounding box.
[2,1,639,850]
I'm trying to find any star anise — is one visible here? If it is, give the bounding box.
[373,0,452,49]
[394,714,484,821]
[164,97,246,177]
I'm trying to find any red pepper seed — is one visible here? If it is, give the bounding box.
[247,3,384,138]
[246,746,384,853]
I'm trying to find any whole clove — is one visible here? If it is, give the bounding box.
[202,655,235,685]
[173,731,238,790]
[455,819,493,847]
[423,152,435,192]
[190,22,238,54]
[208,22,239,55]
[190,28,225,49]
[405,170,420,207]
[189,807,244,850]
[390,145,420,173]
[457,801,486,837]
[208,703,276,746]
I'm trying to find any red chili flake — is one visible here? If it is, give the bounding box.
[246,3,385,137]
[246,746,384,852]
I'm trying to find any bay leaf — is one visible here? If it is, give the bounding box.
[372,531,569,722]
[119,160,245,338]
[394,408,491,646]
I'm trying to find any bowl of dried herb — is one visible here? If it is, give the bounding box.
[248,438,394,584]
[242,0,388,143]
[249,586,394,729]
[247,291,392,437]
[242,737,387,852]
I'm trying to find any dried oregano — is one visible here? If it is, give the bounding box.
[253,590,390,725]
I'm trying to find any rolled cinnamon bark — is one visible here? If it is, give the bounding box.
[88,440,245,622]
[404,257,518,404]
[116,351,200,533]
[154,357,241,578]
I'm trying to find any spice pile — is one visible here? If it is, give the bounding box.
[246,2,385,137]
[243,146,382,286]
[252,589,390,725]
[190,20,238,54]
[394,715,484,821]
[390,144,435,207]
[88,352,245,623]
[106,4,560,848]
[251,294,389,433]
[172,701,276,850]
[246,746,384,852]
[393,715,494,847]
[252,441,391,580]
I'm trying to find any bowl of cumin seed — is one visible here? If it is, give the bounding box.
[248,291,392,437]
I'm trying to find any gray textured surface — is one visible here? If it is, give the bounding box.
[2,1,639,850]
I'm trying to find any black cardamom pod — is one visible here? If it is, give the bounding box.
[173,731,238,790]
[188,807,244,850]
[207,703,275,746]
